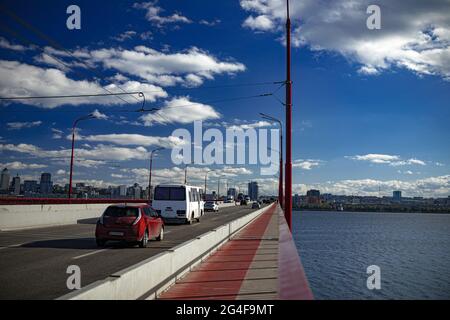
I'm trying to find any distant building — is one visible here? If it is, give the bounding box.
[131,183,142,199]
[248,182,259,201]
[306,189,320,204]
[293,194,301,207]
[40,173,53,194]
[118,185,127,197]
[24,180,39,194]
[11,174,21,195]
[393,190,402,201]
[0,168,10,191]
[227,188,237,198]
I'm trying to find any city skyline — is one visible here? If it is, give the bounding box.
[0,0,449,198]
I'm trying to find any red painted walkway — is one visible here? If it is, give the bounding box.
[158,204,313,300]
[159,205,276,300]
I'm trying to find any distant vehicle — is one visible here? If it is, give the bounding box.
[224,195,234,203]
[245,195,251,202]
[95,204,164,248]
[240,199,248,206]
[152,184,204,224]
[251,201,261,209]
[205,201,219,212]
[237,193,244,201]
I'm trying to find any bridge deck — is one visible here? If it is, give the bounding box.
[159,204,310,300]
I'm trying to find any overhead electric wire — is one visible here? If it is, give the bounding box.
[0,5,284,122]
[0,23,134,105]
[0,5,136,105]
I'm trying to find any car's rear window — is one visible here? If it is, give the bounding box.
[104,206,139,217]
[154,187,186,201]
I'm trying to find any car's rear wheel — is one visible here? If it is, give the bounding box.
[96,239,106,247]
[156,227,164,241]
[139,230,149,248]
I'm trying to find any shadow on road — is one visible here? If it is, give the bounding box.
[77,217,99,225]
[20,238,166,250]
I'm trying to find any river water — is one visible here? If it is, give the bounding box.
[292,211,450,299]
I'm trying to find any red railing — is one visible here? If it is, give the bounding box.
[0,198,149,205]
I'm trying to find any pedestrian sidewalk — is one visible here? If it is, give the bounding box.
[158,204,279,300]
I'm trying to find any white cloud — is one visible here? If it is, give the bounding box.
[347,154,426,166]
[91,109,108,120]
[0,60,167,108]
[140,96,221,125]
[199,19,221,27]
[86,46,245,87]
[242,15,275,31]
[0,37,32,51]
[73,133,185,148]
[0,161,47,170]
[120,165,253,186]
[51,128,64,139]
[294,175,450,198]
[240,0,450,80]
[1,143,149,162]
[133,1,192,27]
[228,120,272,130]
[112,31,137,42]
[7,121,42,130]
[293,159,323,170]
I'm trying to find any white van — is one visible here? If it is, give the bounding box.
[152,184,204,224]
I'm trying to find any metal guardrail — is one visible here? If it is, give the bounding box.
[0,198,149,205]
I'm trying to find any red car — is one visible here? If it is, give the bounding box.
[95,204,164,248]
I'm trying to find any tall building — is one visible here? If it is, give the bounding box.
[119,185,127,197]
[248,182,258,201]
[24,180,38,194]
[227,188,237,198]
[40,173,53,194]
[306,189,320,204]
[0,168,10,191]
[393,190,402,201]
[11,174,21,195]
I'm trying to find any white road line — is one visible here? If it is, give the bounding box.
[72,249,108,260]
[0,243,26,250]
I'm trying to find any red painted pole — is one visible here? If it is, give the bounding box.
[279,129,284,209]
[284,0,293,230]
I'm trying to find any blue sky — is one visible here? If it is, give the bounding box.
[0,0,449,197]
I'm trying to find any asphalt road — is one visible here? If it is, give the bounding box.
[0,204,263,300]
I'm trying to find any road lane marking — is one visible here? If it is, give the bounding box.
[0,243,26,250]
[72,249,109,260]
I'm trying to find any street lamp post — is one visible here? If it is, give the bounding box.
[148,147,164,201]
[204,169,211,195]
[184,164,189,184]
[260,113,284,209]
[68,114,97,199]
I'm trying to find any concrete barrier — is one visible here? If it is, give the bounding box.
[0,201,235,231]
[58,204,274,300]
[0,203,147,231]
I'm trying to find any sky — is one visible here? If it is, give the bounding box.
[0,0,449,197]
